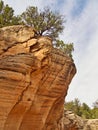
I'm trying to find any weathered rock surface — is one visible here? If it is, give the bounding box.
[0,25,76,130]
[63,110,84,130]
[84,119,98,130]
[63,111,98,130]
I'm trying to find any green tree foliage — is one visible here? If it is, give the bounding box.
[91,99,98,118]
[0,0,21,27]
[65,98,82,116]
[20,6,74,57]
[91,108,98,119]
[0,1,74,57]
[80,103,92,119]
[56,40,74,57]
[21,6,65,41]
[64,98,98,119]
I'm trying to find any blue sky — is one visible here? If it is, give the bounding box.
[72,0,87,17]
[3,0,98,107]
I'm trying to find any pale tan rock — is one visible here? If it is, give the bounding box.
[84,119,98,130]
[0,25,35,42]
[0,25,35,55]
[62,111,98,130]
[63,110,84,130]
[0,25,76,130]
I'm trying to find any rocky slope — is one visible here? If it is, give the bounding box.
[0,25,76,130]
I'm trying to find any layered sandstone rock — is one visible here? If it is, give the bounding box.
[0,25,76,130]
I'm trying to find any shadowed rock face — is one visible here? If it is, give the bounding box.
[0,25,76,130]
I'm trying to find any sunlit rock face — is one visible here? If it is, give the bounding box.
[84,119,98,130]
[0,25,76,130]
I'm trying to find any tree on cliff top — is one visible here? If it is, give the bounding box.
[0,1,74,58]
[21,6,65,42]
[0,0,21,27]
[20,6,74,57]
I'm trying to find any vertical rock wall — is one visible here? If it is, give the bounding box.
[0,25,76,130]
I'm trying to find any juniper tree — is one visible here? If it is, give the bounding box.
[20,6,74,57]
[0,1,74,57]
[0,0,21,27]
[21,6,65,41]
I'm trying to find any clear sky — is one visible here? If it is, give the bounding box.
[3,0,98,107]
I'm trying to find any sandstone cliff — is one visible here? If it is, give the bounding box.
[0,25,76,130]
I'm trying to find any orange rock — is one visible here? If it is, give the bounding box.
[0,25,76,130]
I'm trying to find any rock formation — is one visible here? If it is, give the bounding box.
[63,110,84,130]
[84,119,98,130]
[0,25,76,130]
[63,111,98,130]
